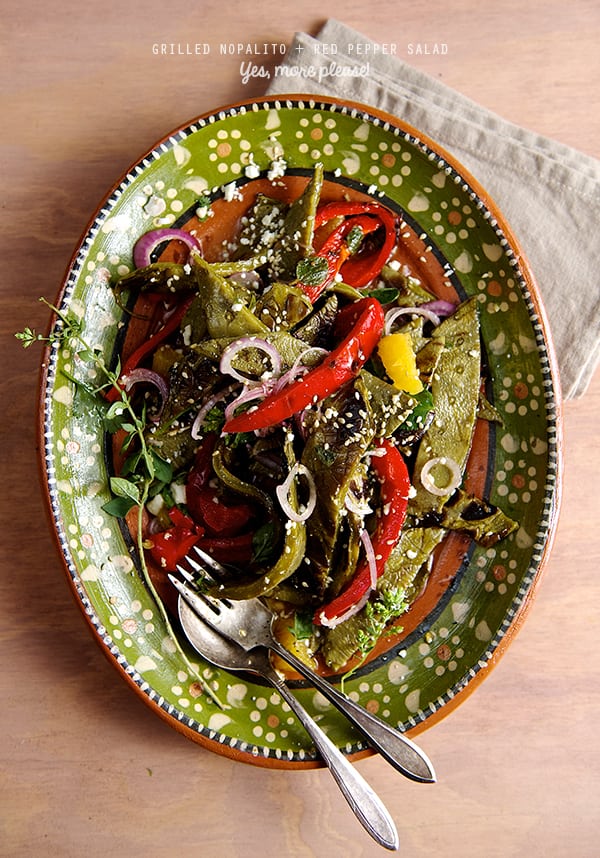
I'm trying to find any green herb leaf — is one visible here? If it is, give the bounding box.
[252,522,277,564]
[291,611,315,641]
[104,400,128,432]
[158,483,176,509]
[150,450,173,484]
[345,224,364,255]
[102,496,136,517]
[296,255,329,286]
[202,405,225,434]
[224,430,254,450]
[357,588,407,656]
[196,193,213,220]
[77,347,102,363]
[14,327,41,348]
[365,287,400,304]
[121,449,143,477]
[109,476,141,504]
[401,388,434,434]
[341,587,408,686]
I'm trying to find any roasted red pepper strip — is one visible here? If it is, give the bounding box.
[314,440,411,627]
[313,201,398,290]
[301,214,380,303]
[106,296,193,402]
[186,435,255,535]
[223,297,385,434]
[149,507,203,572]
[195,533,254,567]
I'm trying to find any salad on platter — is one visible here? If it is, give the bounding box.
[99,162,518,675]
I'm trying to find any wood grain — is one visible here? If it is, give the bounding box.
[2,1,599,856]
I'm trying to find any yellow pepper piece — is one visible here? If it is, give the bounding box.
[378,331,424,394]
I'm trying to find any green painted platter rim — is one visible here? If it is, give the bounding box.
[39,95,562,768]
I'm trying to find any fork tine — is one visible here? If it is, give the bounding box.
[192,546,228,576]
[177,565,196,584]
[181,551,204,576]
[168,574,219,619]
[168,573,254,650]
[177,548,219,588]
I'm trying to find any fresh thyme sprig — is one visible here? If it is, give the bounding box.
[18,299,159,508]
[16,297,226,708]
[16,298,84,349]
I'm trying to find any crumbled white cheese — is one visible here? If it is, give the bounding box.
[267,157,287,181]
[223,181,242,202]
[244,160,260,180]
[146,494,165,516]
[171,482,187,505]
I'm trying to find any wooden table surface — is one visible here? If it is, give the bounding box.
[2,1,599,856]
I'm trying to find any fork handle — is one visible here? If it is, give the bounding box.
[267,640,436,784]
[265,666,398,851]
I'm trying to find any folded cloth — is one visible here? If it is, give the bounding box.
[266,19,600,399]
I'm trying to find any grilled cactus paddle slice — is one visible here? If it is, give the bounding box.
[411,297,481,516]
[301,376,376,598]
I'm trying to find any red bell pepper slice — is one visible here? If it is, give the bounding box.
[314,440,411,627]
[300,201,397,299]
[195,533,255,567]
[149,507,203,572]
[223,297,385,434]
[106,296,193,402]
[186,435,255,535]
[301,214,381,303]
[148,443,256,570]
[188,485,254,535]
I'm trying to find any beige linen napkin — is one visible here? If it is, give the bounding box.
[267,19,600,399]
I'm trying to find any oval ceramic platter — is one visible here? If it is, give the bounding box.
[40,96,561,768]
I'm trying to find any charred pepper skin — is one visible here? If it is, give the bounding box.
[314,440,411,627]
[222,297,386,434]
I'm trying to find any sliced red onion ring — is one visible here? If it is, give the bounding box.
[275,463,317,523]
[344,490,373,517]
[360,527,378,591]
[317,591,371,629]
[420,456,462,497]
[273,364,309,392]
[133,228,201,269]
[317,523,385,629]
[223,382,271,422]
[191,384,238,440]
[314,527,379,629]
[146,513,165,535]
[220,337,282,384]
[292,346,328,370]
[121,368,169,419]
[421,299,456,317]
[273,347,327,393]
[384,305,441,334]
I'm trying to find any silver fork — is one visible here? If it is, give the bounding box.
[169,546,436,784]
[178,597,399,851]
